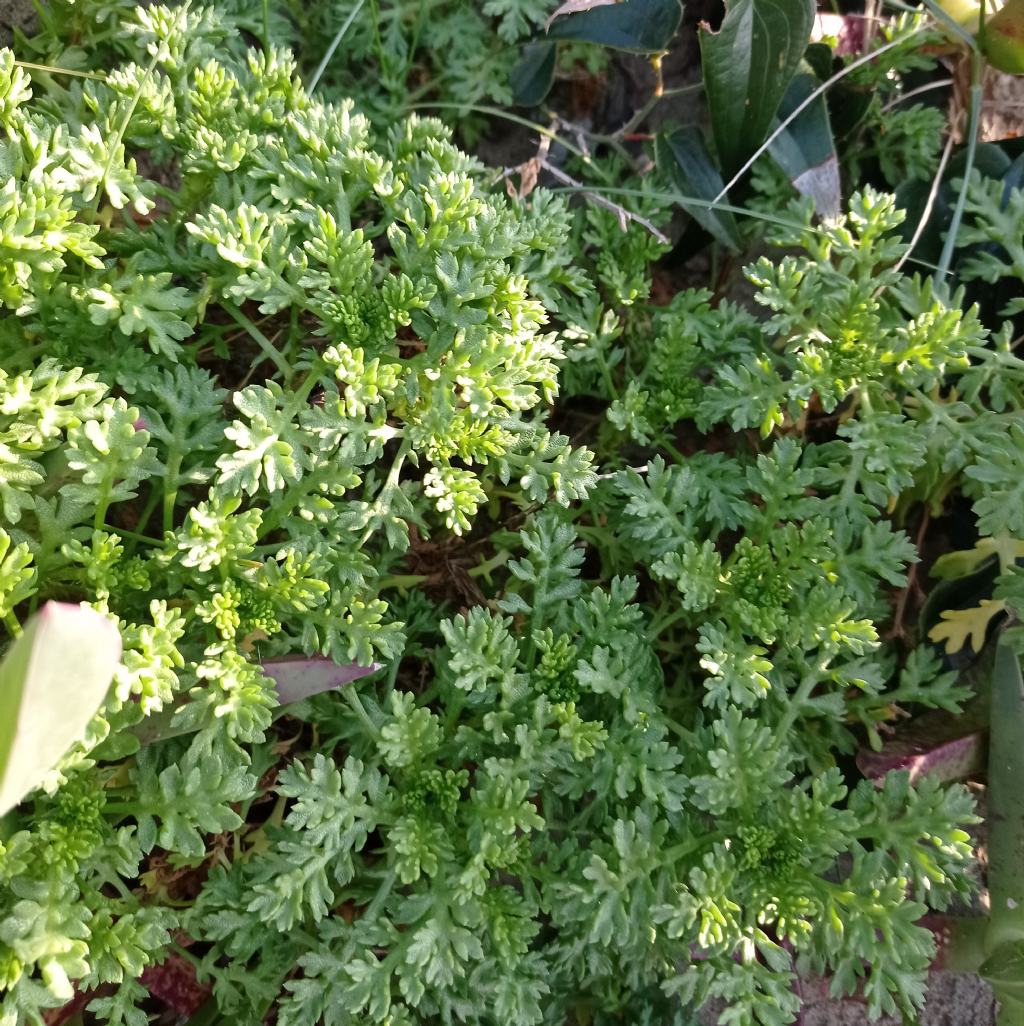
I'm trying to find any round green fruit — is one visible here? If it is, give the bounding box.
[985,0,1024,74]
[940,0,983,31]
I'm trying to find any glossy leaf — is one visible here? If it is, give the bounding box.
[0,602,121,815]
[510,41,557,106]
[547,0,683,52]
[700,0,815,176]
[656,125,741,249]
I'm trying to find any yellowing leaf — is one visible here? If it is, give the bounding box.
[928,599,1007,654]
[931,537,1024,581]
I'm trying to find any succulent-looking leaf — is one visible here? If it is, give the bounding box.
[700,0,815,176]
[0,602,121,815]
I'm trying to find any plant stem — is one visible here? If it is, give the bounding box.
[163,445,183,535]
[344,688,379,739]
[613,53,665,139]
[221,301,293,380]
[935,55,982,286]
[775,667,823,739]
[307,0,367,92]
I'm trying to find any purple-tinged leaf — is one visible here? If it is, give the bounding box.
[259,656,381,705]
[858,730,984,785]
[130,656,382,748]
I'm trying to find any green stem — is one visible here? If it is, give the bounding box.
[283,366,324,420]
[660,831,724,865]
[163,446,183,535]
[935,53,982,285]
[3,611,22,638]
[104,525,164,547]
[661,440,689,465]
[377,573,430,590]
[345,688,380,739]
[93,482,112,532]
[221,301,293,381]
[307,0,367,93]
[662,716,699,745]
[14,59,104,79]
[129,488,163,550]
[775,667,823,739]
[83,1,192,224]
[646,605,691,642]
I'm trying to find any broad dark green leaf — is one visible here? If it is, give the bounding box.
[980,942,1024,1018]
[547,0,683,53]
[768,71,840,219]
[656,125,741,249]
[700,0,815,176]
[510,41,557,106]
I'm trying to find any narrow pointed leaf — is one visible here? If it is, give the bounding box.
[656,125,741,249]
[129,656,381,747]
[987,640,1024,950]
[260,656,382,704]
[857,729,983,784]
